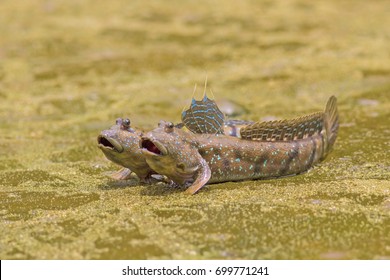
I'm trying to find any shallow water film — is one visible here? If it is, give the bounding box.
[1,0,389,259]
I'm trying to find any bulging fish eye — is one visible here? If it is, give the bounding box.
[120,118,132,131]
[158,120,164,128]
[123,118,131,127]
[115,118,122,125]
[165,122,174,133]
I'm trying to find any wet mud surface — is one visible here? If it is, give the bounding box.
[0,0,389,259]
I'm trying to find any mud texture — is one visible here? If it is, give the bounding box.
[0,0,389,259]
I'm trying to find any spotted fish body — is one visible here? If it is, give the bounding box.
[197,131,324,183]
[97,118,254,181]
[141,96,339,194]
[97,87,254,181]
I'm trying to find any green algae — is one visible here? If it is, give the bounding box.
[1,0,390,259]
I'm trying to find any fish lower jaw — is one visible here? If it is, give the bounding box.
[141,148,162,157]
[97,135,124,153]
[140,137,167,155]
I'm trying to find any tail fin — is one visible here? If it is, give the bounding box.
[323,96,339,157]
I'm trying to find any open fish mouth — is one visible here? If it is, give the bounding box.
[97,135,124,153]
[140,137,167,156]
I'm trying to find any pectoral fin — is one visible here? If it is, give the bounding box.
[109,168,133,180]
[185,158,211,195]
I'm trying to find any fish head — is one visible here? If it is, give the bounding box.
[140,120,201,185]
[97,118,145,169]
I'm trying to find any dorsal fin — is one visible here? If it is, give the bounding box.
[181,84,225,134]
[240,112,324,141]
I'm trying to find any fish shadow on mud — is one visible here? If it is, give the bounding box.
[98,179,141,190]
[143,182,246,196]
[139,183,185,196]
[97,179,182,196]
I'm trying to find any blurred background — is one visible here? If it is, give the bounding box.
[0,0,389,259]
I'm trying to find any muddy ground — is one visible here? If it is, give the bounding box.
[0,0,389,259]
